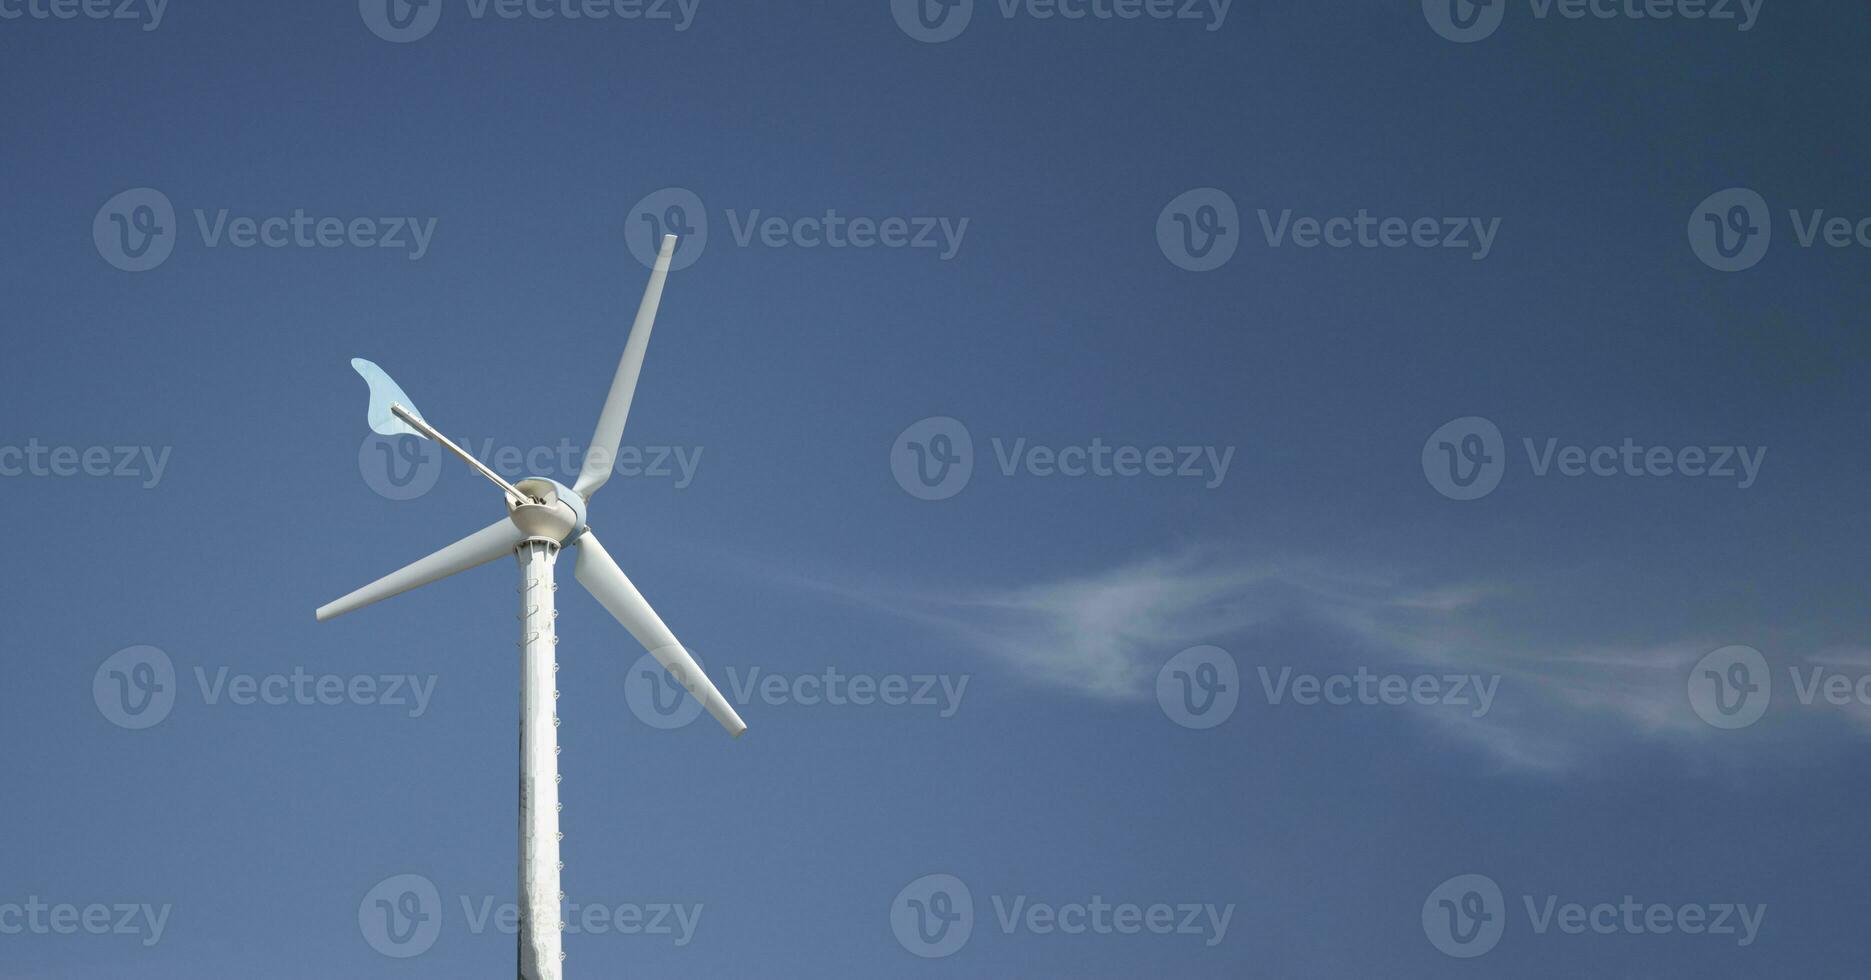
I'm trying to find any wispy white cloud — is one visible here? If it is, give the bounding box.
[776,547,1868,774]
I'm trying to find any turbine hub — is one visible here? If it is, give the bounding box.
[507,477,587,544]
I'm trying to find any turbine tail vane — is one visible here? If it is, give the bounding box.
[351,357,426,437]
[351,356,533,505]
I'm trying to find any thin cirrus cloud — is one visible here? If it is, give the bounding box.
[777,548,1862,773]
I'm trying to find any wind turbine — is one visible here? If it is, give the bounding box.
[317,234,744,980]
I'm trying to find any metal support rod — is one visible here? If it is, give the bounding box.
[391,402,533,504]
[517,540,565,980]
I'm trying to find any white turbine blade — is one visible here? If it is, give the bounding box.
[573,234,678,499]
[316,517,524,622]
[573,531,746,736]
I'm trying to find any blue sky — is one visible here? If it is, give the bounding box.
[4,1,1870,976]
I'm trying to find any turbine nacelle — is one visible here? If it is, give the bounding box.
[508,477,587,544]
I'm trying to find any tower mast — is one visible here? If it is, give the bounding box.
[517,539,564,980]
